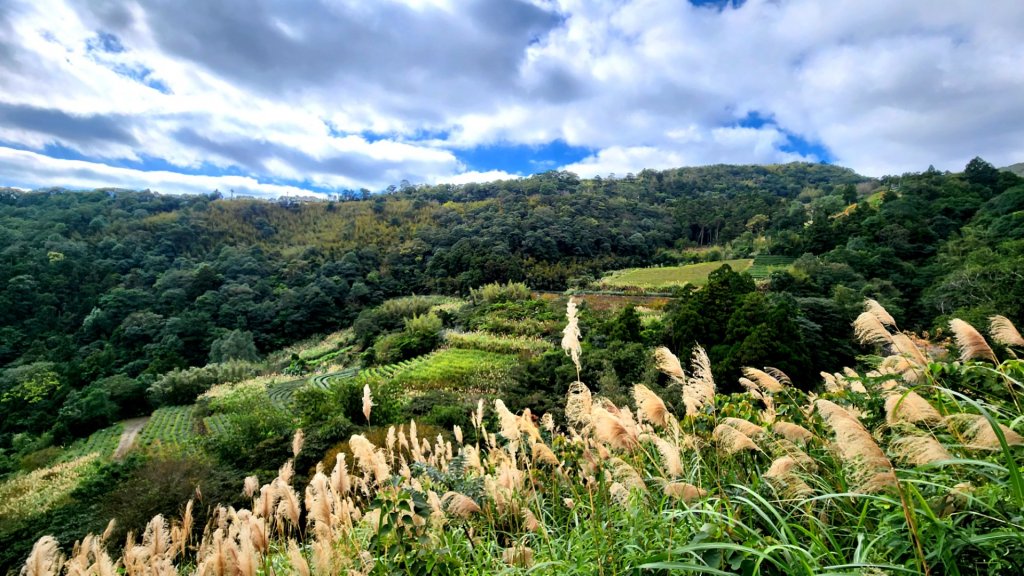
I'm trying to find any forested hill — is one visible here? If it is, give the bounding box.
[1,159,1022,445]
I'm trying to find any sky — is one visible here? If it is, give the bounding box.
[0,0,1023,197]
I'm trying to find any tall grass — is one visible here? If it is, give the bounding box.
[18,304,1024,575]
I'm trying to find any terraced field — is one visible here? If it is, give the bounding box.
[747,254,795,279]
[387,348,517,392]
[61,423,123,461]
[137,406,198,450]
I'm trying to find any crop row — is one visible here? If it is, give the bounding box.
[443,330,552,355]
[61,423,123,461]
[389,348,517,392]
[137,406,197,448]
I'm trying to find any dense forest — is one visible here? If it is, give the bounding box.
[2,159,1024,573]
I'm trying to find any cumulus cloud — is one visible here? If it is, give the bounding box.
[1,0,1023,194]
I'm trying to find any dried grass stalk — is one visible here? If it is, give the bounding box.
[633,384,670,427]
[772,421,815,444]
[742,367,784,393]
[816,399,895,493]
[663,481,706,502]
[884,391,942,425]
[565,381,593,427]
[853,312,893,346]
[713,424,760,454]
[949,319,998,364]
[865,299,897,327]
[990,315,1024,347]
[653,347,686,383]
[890,435,952,466]
[946,414,1024,450]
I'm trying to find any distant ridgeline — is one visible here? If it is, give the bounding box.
[0,158,1022,447]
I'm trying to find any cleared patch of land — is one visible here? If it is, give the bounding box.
[599,259,754,289]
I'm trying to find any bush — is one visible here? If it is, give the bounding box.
[469,281,531,304]
[148,361,261,406]
[204,386,294,473]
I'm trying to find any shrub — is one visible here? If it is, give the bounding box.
[148,361,261,406]
[468,281,531,304]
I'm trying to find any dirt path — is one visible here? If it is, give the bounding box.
[114,417,150,460]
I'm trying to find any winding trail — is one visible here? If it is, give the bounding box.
[113,416,150,460]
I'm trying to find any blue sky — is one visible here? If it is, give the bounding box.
[1,0,1023,197]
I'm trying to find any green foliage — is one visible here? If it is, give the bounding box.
[468,280,531,304]
[204,386,295,473]
[147,360,261,406]
[208,329,261,363]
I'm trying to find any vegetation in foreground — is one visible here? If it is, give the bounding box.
[15,300,1024,575]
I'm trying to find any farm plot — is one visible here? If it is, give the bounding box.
[61,423,123,461]
[387,348,518,393]
[137,406,198,449]
[747,254,795,279]
[443,330,552,356]
[598,259,753,289]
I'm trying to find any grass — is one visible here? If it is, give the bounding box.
[16,305,1024,575]
[599,259,754,289]
[0,454,100,526]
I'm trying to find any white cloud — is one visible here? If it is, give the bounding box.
[0,146,320,197]
[1,0,1023,193]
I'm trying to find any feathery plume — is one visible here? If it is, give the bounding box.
[22,536,63,576]
[349,435,391,485]
[494,399,521,444]
[946,414,1024,450]
[633,384,670,427]
[890,333,929,367]
[287,540,310,576]
[291,428,304,458]
[646,434,682,477]
[764,456,814,499]
[865,299,897,327]
[453,425,463,445]
[772,421,815,445]
[816,399,895,493]
[884,391,942,425]
[853,312,893,346]
[565,381,593,427]
[242,476,259,499]
[330,453,350,496]
[442,492,481,519]
[764,367,792,387]
[531,442,560,466]
[502,546,534,568]
[891,436,952,466]
[653,347,686,383]
[561,298,582,375]
[990,315,1024,348]
[362,384,374,423]
[950,319,998,364]
[742,367,784,393]
[683,346,716,416]
[713,424,760,453]
[663,481,706,502]
[590,405,637,449]
[721,417,765,439]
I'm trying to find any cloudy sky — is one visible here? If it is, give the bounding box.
[1,0,1022,197]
